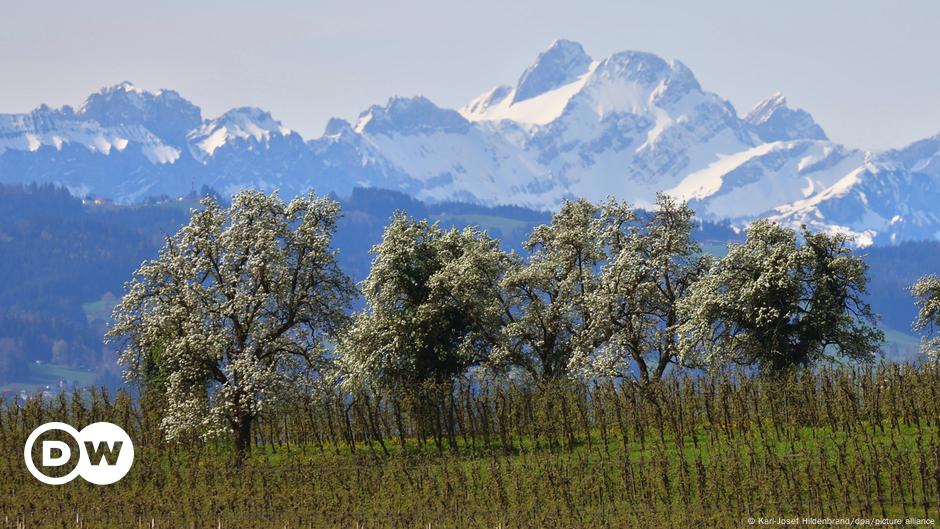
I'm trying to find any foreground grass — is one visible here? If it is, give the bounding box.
[1,365,939,528]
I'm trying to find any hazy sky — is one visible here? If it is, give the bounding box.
[2,0,939,150]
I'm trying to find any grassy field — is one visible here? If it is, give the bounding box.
[431,212,535,236]
[81,295,119,323]
[1,365,939,528]
[0,363,96,393]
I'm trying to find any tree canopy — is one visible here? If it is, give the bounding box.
[498,199,606,380]
[107,190,354,460]
[106,190,894,466]
[576,194,711,385]
[911,274,940,359]
[338,214,512,390]
[677,220,883,371]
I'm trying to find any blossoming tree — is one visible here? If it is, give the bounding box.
[107,190,354,462]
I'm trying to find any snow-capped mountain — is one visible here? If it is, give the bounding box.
[770,135,940,246]
[185,107,345,197]
[457,41,758,208]
[0,82,341,200]
[0,86,189,201]
[668,140,864,220]
[80,81,202,147]
[1,40,939,246]
[743,92,827,143]
[331,39,858,222]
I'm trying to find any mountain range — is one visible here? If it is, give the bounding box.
[2,39,939,246]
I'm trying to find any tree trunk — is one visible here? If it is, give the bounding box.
[234,414,253,465]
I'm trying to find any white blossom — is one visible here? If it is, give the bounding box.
[107,190,354,450]
[337,214,512,390]
[911,274,940,360]
[676,219,883,370]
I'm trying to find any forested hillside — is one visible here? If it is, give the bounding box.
[0,184,556,387]
[0,184,190,384]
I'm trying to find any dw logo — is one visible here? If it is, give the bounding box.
[23,422,134,485]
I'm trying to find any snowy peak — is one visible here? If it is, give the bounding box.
[422,44,756,209]
[208,107,286,134]
[883,132,940,177]
[189,107,293,159]
[512,39,592,104]
[460,67,593,125]
[355,96,470,136]
[744,91,785,122]
[79,82,202,146]
[770,160,940,247]
[462,45,711,126]
[579,51,705,116]
[6,39,940,246]
[668,140,864,221]
[461,85,513,118]
[592,51,691,88]
[0,109,177,163]
[744,92,827,142]
[323,117,354,138]
[0,83,183,165]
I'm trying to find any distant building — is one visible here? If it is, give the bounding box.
[81,196,113,206]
